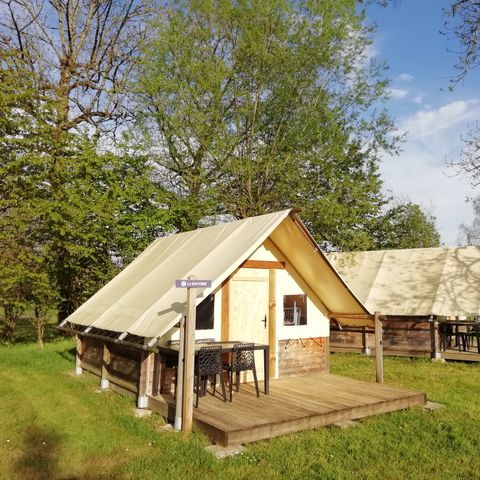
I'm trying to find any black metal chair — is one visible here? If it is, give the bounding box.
[223,343,260,402]
[195,345,227,407]
[440,322,454,351]
[468,323,480,353]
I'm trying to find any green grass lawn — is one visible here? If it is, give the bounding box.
[1,341,480,480]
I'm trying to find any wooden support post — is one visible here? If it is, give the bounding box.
[148,351,155,395]
[137,350,152,408]
[100,343,110,389]
[75,335,83,375]
[174,316,185,430]
[374,311,384,384]
[268,270,276,379]
[182,282,197,433]
[152,352,162,396]
[221,279,230,341]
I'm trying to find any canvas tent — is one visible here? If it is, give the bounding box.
[328,246,480,358]
[65,209,372,345]
[58,209,423,442]
[328,246,480,318]
[62,210,380,403]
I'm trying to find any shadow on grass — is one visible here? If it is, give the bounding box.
[15,424,62,480]
[57,347,76,363]
[16,423,128,480]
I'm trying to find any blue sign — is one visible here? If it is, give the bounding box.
[175,279,212,288]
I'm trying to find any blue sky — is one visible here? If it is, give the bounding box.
[367,0,480,246]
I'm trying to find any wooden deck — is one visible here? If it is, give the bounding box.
[148,373,426,446]
[442,348,480,362]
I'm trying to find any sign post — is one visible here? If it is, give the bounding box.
[175,277,212,432]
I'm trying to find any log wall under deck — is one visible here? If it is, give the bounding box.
[330,317,438,358]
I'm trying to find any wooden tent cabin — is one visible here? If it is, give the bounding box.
[328,247,480,361]
[61,211,425,445]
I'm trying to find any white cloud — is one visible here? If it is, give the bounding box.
[397,73,414,82]
[380,99,480,245]
[398,100,480,141]
[389,88,408,99]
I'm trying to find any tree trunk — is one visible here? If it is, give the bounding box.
[34,306,46,349]
[2,304,18,343]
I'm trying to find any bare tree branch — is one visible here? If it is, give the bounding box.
[0,0,157,135]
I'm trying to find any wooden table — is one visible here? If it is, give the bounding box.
[439,321,480,353]
[157,341,270,395]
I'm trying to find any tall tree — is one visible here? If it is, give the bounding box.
[0,48,172,328]
[0,50,57,340]
[373,201,441,250]
[443,1,480,238]
[40,137,172,319]
[137,0,400,248]
[0,2,175,324]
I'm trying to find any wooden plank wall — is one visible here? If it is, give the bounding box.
[108,343,141,393]
[80,337,142,393]
[81,337,103,373]
[278,337,328,376]
[330,317,435,357]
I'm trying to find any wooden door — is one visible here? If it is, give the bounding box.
[228,268,269,382]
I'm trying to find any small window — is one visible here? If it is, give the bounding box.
[196,294,214,330]
[283,294,307,326]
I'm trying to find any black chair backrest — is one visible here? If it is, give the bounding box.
[197,345,222,376]
[232,343,255,371]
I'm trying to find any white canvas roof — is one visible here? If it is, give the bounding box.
[66,210,370,340]
[328,246,480,318]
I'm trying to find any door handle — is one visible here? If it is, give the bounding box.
[262,315,267,329]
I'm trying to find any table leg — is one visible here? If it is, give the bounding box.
[263,346,269,395]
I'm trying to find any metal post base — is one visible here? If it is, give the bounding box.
[431,352,444,362]
[363,346,372,356]
[100,378,110,389]
[75,366,83,375]
[137,395,149,409]
[174,416,182,431]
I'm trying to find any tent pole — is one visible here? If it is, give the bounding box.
[374,311,383,383]
[174,316,185,430]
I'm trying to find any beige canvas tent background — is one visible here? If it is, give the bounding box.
[328,247,480,318]
[328,246,480,360]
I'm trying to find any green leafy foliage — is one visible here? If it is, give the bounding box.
[375,202,442,250]
[0,50,174,336]
[137,0,401,249]
[40,136,173,319]
[0,50,58,341]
